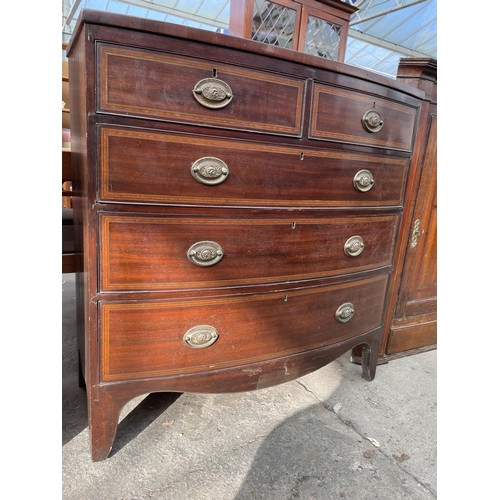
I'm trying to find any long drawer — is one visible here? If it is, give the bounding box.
[99,213,398,291]
[97,43,305,137]
[99,126,408,208]
[310,83,417,151]
[100,274,389,381]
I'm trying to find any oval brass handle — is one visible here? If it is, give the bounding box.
[344,236,365,257]
[193,77,233,109]
[353,169,375,192]
[362,107,384,133]
[187,241,224,267]
[183,325,219,349]
[191,157,229,185]
[335,303,355,323]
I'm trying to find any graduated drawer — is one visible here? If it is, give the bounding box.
[310,83,417,151]
[99,213,398,291]
[99,126,408,208]
[97,43,305,137]
[100,274,388,381]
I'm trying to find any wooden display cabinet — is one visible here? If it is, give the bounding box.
[229,0,357,62]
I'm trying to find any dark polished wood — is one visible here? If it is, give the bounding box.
[99,125,409,208]
[353,58,437,364]
[385,58,437,356]
[62,253,80,274]
[100,214,398,290]
[310,83,417,151]
[67,9,423,461]
[62,148,72,181]
[101,275,388,382]
[98,43,305,137]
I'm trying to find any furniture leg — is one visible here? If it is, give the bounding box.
[88,388,125,461]
[361,333,381,382]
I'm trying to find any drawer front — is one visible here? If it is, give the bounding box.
[100,274,388,381]
[100,214,398,291]
[97,44,305,137]
[99,126,408,208]
[310,84,417,151]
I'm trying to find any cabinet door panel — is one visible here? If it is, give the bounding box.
[395,114,437,319]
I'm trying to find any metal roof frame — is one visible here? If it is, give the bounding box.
[62,0,436,78]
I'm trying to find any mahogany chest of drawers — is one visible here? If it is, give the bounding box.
[67,9,424,461]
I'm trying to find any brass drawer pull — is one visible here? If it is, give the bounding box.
[191,157,229,185]
[193,77,233,109]
[335,303,355,323]
[187,241,224,267]
[183,325,219,349]
[353,169,375,192]
[344,236,365,257]
[362,104,384,133]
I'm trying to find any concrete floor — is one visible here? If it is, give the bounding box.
[62,273,437,499]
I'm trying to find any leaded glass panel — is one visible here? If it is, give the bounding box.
[304,15,342,61]
[251,0,296,49]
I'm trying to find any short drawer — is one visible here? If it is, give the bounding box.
[97,43,305,137]
[310,83,417,151]
[100,274,388,381]
[99,213,398,291]
[99,126,408,208]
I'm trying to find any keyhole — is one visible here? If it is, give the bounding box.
[212,68,218,78]
[300,152,305,160]
[291,222,296,229]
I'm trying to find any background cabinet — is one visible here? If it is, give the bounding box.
[353,58,437,363]
[229,0,357,62]
[62,42,77,274]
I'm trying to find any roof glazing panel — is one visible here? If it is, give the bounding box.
[62,0,436,78]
